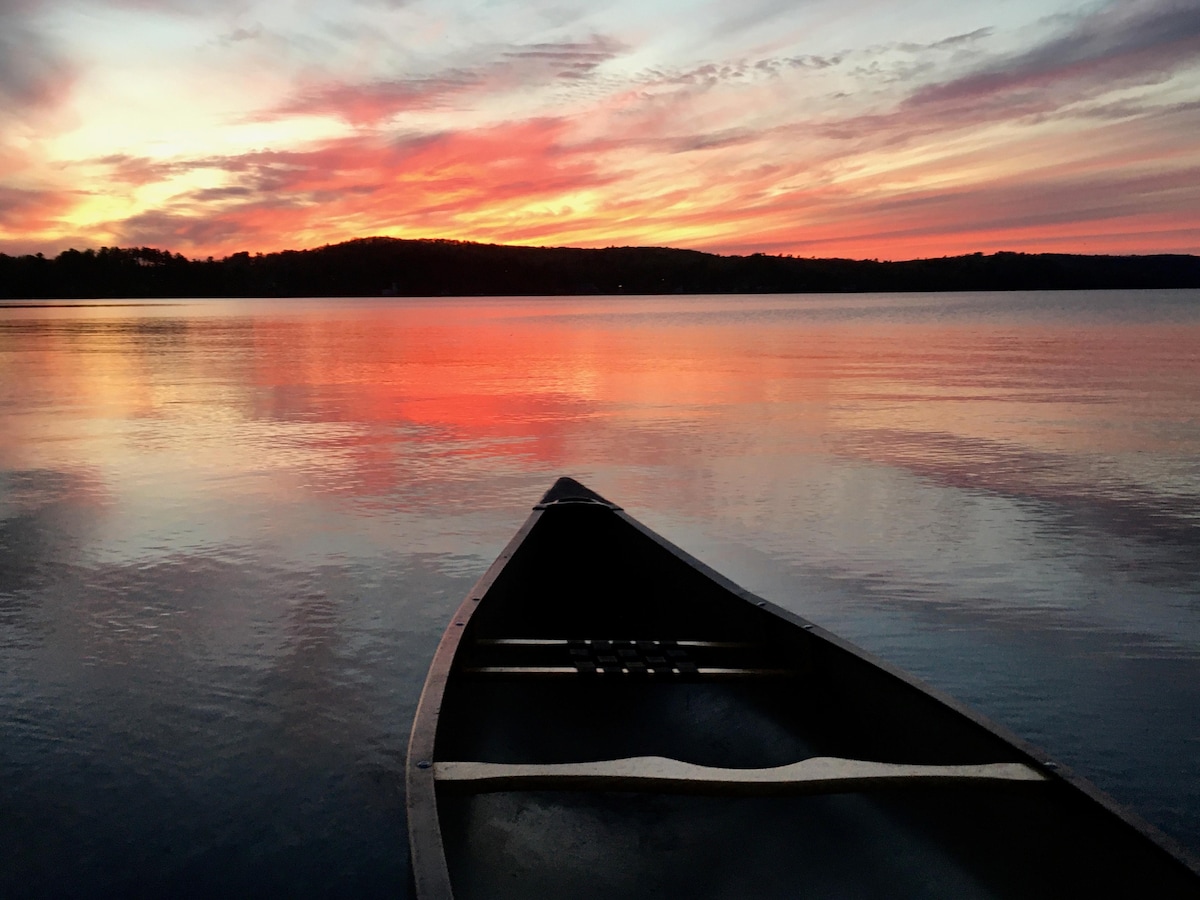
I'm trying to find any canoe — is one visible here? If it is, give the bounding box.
[406,477,1200,899]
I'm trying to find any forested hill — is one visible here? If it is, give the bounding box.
[3,238,1200,299]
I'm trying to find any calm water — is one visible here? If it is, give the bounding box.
[2,291,1199,895]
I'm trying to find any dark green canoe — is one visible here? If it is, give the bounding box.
[406,477,1200,899]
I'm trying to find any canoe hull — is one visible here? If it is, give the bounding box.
[407,479,1200,898]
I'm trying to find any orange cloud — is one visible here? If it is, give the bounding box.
[0,186,76,230]
[99,117,626,253]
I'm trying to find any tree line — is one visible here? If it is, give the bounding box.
[2,238,1199,299]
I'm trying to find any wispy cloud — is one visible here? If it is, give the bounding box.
[759,1,1200,161]
[643,52,842,89]
[504,37,623,79]
[270,35,625,126]
[108,208,261,251]
[917,26,994,51]
[0,1,76,117]
[274,72,486,125]
[95,0,248,13]
[711,0,809,38]
[905,0,1200,113]
[216,24,264,45]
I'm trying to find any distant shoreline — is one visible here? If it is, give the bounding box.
[3,238,1199,300]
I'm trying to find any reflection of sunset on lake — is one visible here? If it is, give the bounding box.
[6,296,1198,527]
[234,298,1199,504]
[4,292,1200,897]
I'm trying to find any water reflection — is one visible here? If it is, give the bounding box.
[2,292,1199,893]
[837,428,1200,579]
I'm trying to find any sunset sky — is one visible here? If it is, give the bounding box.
[1,0,1197,261]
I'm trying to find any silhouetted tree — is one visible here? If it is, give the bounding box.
[2,239,1199,300]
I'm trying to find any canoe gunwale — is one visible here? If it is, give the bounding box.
[406,504,546,900]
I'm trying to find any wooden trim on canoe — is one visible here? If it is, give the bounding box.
[434,755,1049,795]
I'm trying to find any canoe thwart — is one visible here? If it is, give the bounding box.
[433,755,1049,796]
[462,665,797,678]
[475,638,758,649]
[465,636,796,678]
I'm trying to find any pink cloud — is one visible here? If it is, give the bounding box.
[0,185,79,230]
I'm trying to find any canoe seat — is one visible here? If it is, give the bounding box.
[433,755,1048,796]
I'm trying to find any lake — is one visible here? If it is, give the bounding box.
[2,291,1199,896]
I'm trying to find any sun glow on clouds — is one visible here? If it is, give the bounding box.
[0,0,1198,259]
